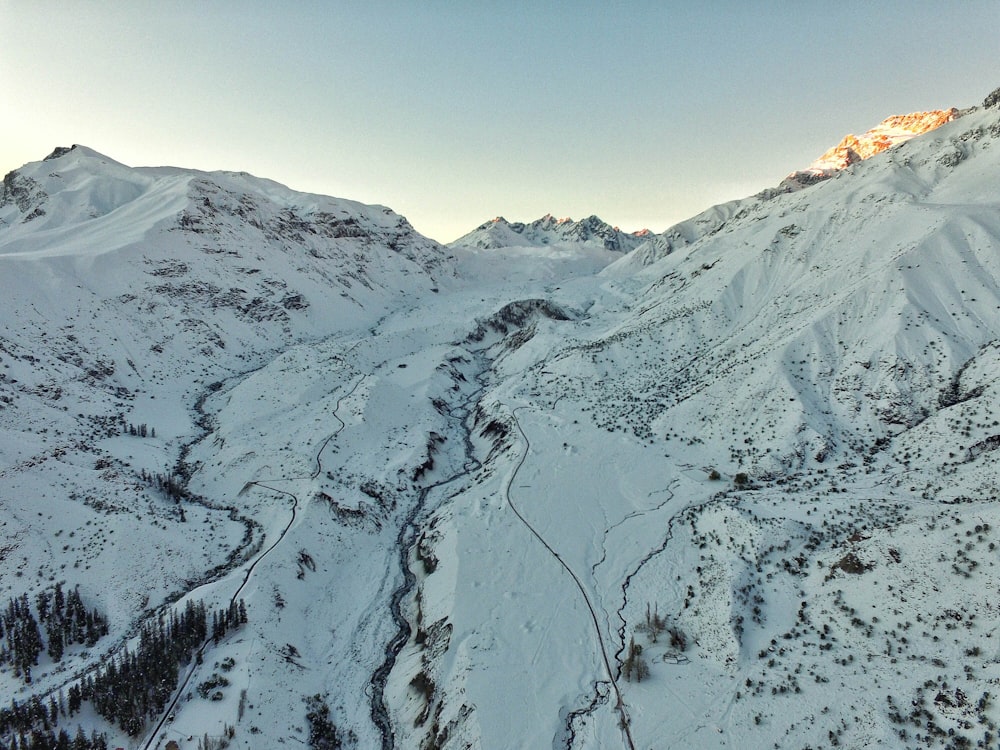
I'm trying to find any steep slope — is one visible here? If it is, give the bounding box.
[602,99,1000,472]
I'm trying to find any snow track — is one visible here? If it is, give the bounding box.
[506,408,637,750]
[141,375,367,750]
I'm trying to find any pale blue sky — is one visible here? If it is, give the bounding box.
[3,2,998,241]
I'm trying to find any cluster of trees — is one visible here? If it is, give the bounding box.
[195,724,235,750]
[622,636,650,682]
[122,422,155,438]
[0,696,107,750]
[639,603,686,651]
[137,468,191,520]
[0,598,246,743]
[0,595,42,683]
[211,600,247,644]
[0,585,108,683]
[304,694,354,750]
[0,726,108,750]
[138,468,187,502]
[86,599,244,736]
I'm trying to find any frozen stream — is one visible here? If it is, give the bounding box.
[149,261,627,749]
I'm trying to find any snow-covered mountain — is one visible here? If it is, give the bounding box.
[781,107,959,192]
[807,108,959,171]
[0,144,450,453]
[614,103,970,271]
[446,214,649,284]
[392,88,1000,750]
[0,145,452,747]
[3,86,1000,750]
[450,213,649,253]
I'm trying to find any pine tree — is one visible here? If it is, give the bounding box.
[35,591,50,624]
[84,612,98,647]
[67,685,81,716]
[46,623,64,662]
[53,583,64,622]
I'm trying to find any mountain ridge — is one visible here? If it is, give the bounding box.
[448,100,977,261]
[449,212,650,253]
[808,108,959,171]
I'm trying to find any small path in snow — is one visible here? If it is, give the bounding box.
[505,407,637,750]
[142,375,367,750]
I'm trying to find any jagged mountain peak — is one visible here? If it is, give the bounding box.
[984,84,1000,109]
[42,143,125,164]
[779,108,960,191]
[808,108,959,171]
[450,212,647,253]
[606,94,1000,275]
[44,144,81,161]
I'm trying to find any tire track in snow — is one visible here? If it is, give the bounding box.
[505,407,637,750]
[143,374,366,750]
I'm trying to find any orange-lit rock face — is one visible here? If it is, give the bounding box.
[809,108,958,171]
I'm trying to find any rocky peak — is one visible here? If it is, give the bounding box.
[451,213,646,252]
[780,108,960,192]
[43,145,80,161]
[808,109,958,172]
[983,85,1000,110]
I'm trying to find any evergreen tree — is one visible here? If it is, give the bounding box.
[67,686,81,716]
[35,591,50,625]
[52,584,64,622]
[46,623,63,662]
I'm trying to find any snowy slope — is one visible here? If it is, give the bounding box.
[3,87,1000,750]
[0,145,452,748]
[611,105,965,272]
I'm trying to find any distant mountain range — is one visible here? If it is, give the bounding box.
[449,213,651,252]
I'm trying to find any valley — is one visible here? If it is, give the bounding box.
[2,90,1000,750]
